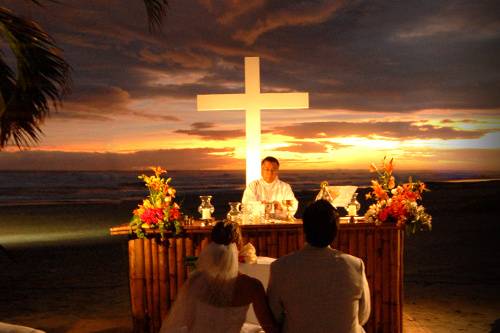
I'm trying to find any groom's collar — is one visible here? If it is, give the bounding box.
[303,243,333,251]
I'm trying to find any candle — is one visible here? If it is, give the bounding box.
[201,208,211,220]
[348,204,357,217]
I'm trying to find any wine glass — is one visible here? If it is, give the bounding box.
[281,199,294,222]
[264,201,273,223]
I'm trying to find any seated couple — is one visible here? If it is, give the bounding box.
[160,200,371,333]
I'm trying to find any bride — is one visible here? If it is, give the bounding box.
[159,221,279,333]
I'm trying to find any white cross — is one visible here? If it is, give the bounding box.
[197,57,309,184]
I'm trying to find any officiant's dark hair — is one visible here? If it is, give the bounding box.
[211,221,242,247]
[303,200,339,247]
[261,156,279,167]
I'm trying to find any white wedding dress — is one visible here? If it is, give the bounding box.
[159,242,264,333]
[189,300,249,333]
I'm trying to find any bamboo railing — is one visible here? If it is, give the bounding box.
[110,220,404,333]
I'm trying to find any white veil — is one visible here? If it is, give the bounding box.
[159,242,239,332]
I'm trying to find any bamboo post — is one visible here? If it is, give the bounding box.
[382,228,390,332]
[398,229,404,333]
[258,232,266,256]
[132,239,146,333]
[168,238,177,303]
[298,229,304,247]
[151,238,160,332]
[185,237,194,275]
[158,239,168,320]
[374,228,382,333]
[143,239,153,333]
[366,227,375,333]
[348,229,357,257]
[278,231,287,257]
[270,230,278,258]
[176,238,185,289]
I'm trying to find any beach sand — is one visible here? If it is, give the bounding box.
[1,181,499,332]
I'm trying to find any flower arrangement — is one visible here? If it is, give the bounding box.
[130,167,182,239]
[364,157,432,234]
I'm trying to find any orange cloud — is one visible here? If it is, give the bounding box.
[233,1,345,45]
[272,121,496,141]
[217,0,266,25]
[139,48,214,69]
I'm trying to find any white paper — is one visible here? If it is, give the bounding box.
[316,185,358,208]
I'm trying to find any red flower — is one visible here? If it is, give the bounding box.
[378,208,389,222]
[140,207,164,225]
[169,206,181,221]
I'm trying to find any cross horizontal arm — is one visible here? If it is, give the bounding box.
[197,94,248,111]
[258,92,309,109]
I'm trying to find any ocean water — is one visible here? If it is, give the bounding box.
[1,169,498,248]
[0,169,498,206]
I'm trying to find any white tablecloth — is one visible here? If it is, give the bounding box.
[0,322,45,333]
[239,256,276,325]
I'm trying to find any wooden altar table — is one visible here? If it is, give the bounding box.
[110,219,404,333]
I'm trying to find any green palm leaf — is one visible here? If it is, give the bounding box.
[0,1,168,149]
[0,7,70,148]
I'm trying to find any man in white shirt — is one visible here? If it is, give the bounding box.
[242,156,298,217]
[267,200,371,333]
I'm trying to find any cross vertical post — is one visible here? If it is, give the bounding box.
[197,57,309,185]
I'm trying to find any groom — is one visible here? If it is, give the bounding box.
[267,199,371,333]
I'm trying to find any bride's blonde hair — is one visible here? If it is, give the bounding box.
[211,220,242,247]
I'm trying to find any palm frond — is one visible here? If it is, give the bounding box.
[0,7,71,149]
[143,0,168,32]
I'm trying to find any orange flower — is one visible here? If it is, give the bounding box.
[384,158,394,174]
[150,166,167,177]
[369,163,378,173]
[372,180,388,200]
[388,176,396,189]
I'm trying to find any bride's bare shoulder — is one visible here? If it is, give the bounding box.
[237,273,264,292]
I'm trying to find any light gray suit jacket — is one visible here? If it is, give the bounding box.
[267,244,370,333]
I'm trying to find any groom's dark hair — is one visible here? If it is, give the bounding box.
[303,199,339,247]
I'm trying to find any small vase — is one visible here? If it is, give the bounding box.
[226,202,242,223]
[347,193,361,217]
[198,195,214,221]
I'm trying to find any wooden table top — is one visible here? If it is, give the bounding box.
[110,216,401,236]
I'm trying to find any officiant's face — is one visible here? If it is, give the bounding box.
[261,161,279,183]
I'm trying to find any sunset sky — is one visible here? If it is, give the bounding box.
[1,0,499,171]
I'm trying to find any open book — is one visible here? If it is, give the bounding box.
[315,185,358,208]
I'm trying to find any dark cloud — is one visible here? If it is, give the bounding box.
[272,121,497,140]
[191,122,215,129]
[7,0,499,113]
[174,122,245,140]
[232,1,346,45]
[50,85,181,121]
[0,148,240,170]
[129,112,180,122]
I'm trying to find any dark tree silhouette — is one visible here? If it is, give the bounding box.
[0,0,168,149]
